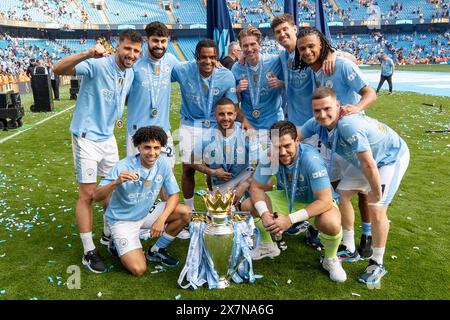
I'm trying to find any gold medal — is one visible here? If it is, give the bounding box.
[154,64,160,76]
[204,120,211,128]
[252,109,260,119]
[151,108,158,117]
[202,83,208,92]
[225,145,231,153]
[253,73,258,83]
[116,118,124,128]
[132,172,140,182]
[287,173,293,182]
[144,180,150,187]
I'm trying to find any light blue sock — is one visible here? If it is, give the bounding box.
[151,232,175,252]
[362,222,372,236]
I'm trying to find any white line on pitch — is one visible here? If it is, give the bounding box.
[0,104,75,144]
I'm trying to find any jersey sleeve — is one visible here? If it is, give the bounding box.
[224,71,239,104]
[99,163,120,186]
[75,59,95,78]
[162,162,180,195]
[338,117,370,153]
[253,150,275,185]
[340,60,368,95]
[300,117,319,139]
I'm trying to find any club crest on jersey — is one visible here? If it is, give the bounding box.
[155,175,163,183]
[325,80,334,88]
[101,89,114,102]
[212,88,220,96]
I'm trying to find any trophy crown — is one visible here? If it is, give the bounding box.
[202,188,235,214]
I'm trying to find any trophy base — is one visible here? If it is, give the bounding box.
[216,277,230,289]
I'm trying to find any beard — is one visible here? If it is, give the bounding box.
[149,47,166,59]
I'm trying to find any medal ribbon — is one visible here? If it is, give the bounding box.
[246,54,264,114]
[111,56,127,123]
[147,56,164,114]
[197,67,217,126]
[281,145,303,214]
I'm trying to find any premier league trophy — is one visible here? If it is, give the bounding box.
[202,189,235,289]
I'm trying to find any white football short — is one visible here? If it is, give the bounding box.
[178,123,207,163]
[337,147,410,207]
[72,135,119,184]
[108,201,166,257]
[211,167,254,194]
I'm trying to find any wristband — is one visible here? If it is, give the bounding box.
[289,209,309,224]
[254,201,269,217]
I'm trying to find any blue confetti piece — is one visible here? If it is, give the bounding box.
[67,244,72,248]
[0,240,5,244]
[30,297,38,300]
[48,277,53,283]
[48,260,57,264]
[175,294,182,300]
[0,289,5,294]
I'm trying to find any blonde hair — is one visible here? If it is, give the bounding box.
[238,26,262,44]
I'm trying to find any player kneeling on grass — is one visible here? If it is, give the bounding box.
[93,126,191,276]
[299,87,410,284]
[242,120,347,283]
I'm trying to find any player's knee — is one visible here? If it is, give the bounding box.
[129,263,147,277]
[178,205,191,225]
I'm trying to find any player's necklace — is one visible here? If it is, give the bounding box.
[137,155,158,188]
[197,67,217,128]
[246,54,264,119]
[112,56,127,129]
[282,145,303,214]
[147,55,165,118]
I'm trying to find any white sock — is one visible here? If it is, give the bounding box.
[342,229,355,252]
[80,232,95,254]
[103,214,110,237]
[184,197,195,211]
[372,247,385,265]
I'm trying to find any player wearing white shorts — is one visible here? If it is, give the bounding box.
[53,30,142,273]
[296,28,378,259]
[93,126,190,276]
[191,98,260,208]
[300,87,409,285]
[171,39,250,211]
[126,22,178,168]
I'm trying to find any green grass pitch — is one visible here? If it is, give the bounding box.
[0,81,449,300]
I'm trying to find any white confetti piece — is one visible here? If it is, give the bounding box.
[406,217,412,220]
[287,279,292,284]
[175,294,181,300]
[97,292,102,298]
[391,255,398,259]
[351,292,361,297]
[413,246,420,250]
[428,227,432,231]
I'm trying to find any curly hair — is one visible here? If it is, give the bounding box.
[132,126,167,148]
[195,39,218,60]
[294,28,334,71]
[145,21,170,38]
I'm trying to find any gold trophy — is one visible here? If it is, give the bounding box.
[202,188,235,289]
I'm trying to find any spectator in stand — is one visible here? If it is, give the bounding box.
[220,41,241,70]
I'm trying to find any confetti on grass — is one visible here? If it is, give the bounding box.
[351,292,361,297]
[175,294,182,300]
[287,279,292,285]
[97,292,102,298]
